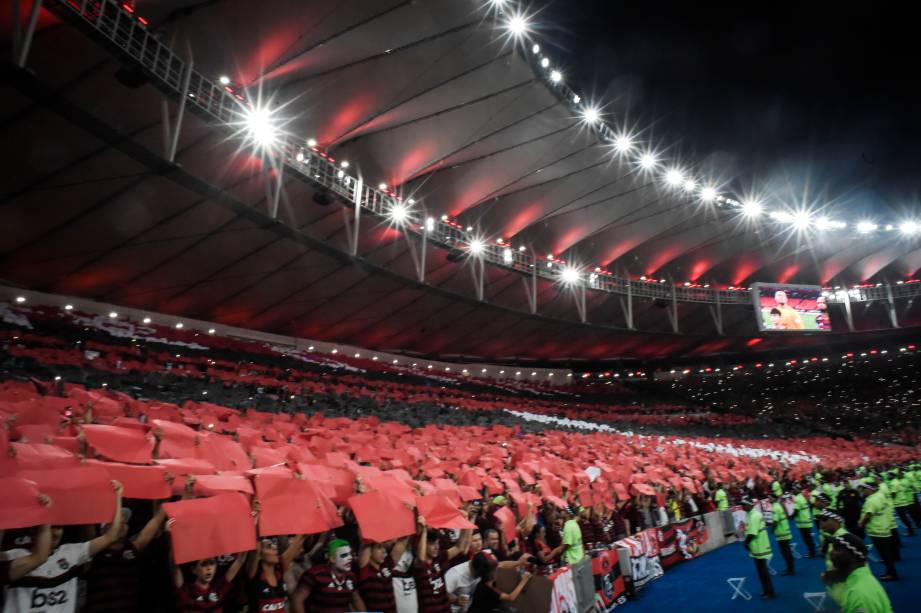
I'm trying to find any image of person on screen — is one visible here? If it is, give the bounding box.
[815,295,831,330]
[769,308,785,329]
[773,290,804,329]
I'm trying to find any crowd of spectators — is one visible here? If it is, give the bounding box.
[0,300,918,612]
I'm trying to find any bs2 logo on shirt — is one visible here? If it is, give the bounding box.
[31,588,69,608]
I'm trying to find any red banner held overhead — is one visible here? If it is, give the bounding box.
[163,493,256,564]
[83,424,153,464]
[17,467,116,525]
[87,460,171,500]
[0,477,52,529]
[254,474,342,537]
[348,490,416,543]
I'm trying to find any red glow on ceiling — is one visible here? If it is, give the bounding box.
[390,142,439,187]
[689,259,710,282]
[645,246,682,276]
[777,262,799,284]
[552,224,591,256]
[320,93,378,145]
[732,257,761,286]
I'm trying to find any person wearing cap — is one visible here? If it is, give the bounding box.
[84,504,166,613]
[818,510,848,569]
[858,481,898,580]
[822,533,893,613]
[561,506,584,566]
[741,498,775,599]
[769,495,795,575]
[292,538,364,613]
[793,483,817,557]
[248,534,306,613]
[3,481,125,613]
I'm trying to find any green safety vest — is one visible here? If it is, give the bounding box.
[745,508,772,559]
[771,481,783,497]
[794,493,812,528]
[771,502,792,541]
[861,491,892,538]
[893,478,914,507]
[714,488,729,511]
[834,566,894,613]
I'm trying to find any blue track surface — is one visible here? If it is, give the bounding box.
[634,524,920,612]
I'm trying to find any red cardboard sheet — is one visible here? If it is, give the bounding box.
[254,474,342,536]
[164,493,256,564]
[348,490,416,542]
[0,476,52,529]
[8,442,79,470]
[493,505,518,544]
[87,460,171,500]
[195,474,254,496]
[18,467,116,525]
[83,424,153,464]
[415,495,476,530]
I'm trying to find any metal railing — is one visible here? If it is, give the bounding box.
[50,0,921,310]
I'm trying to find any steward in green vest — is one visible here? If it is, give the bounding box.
[770,497,794,575]
[818,509,848,570]
[741,498,775,599]
[858,481,899,581]
[792,483,816,557]
[822,533,894,613]
[891,471,919,536]
[713,484,729,511]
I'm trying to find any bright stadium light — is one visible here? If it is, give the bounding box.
[700,186,718,202]
[15,296,26,303]
[378,182,388,190]
[531,43,540,54]
[582,106,601,124]
[792,210,812,230]
[572,94,581,104]
[506,13,530,36]
[540,57,550,68]
[219,75,231,85]
[664,168,684,187]
[469,239,484,255]
[390,203,408,224]
[639,152,658,170]
[64,304,73,310]
[560,267,581,285]
[425,217,435,232]
[550,70,562,83]
[856,221,877,234]
[243,106,277,148]
[899,220,920,235]
[613,134,634,153]
[503,248,513,263]
[307,138,317,148]
[741,199,763,218]
[683,179,697,192]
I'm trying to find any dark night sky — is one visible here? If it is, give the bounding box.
[540,0,921,219]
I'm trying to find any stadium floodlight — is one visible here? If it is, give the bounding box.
[390,203,408,224]
[699,186,718,202]
[243,106,277,148]
[503,248,513,263]
[900,220,920,236]
[64,304,73,310]
[664,168,684,187]
[15,296,25,303]
[142,317,151,324]
[468,239,484,255]
[639,152,658,170]
[540,57,550,68]
[532,43,540,54]
[378,182,388,190]
[175,322,184,329]
[741,199,763,218]
[581,106,601,124]
[792,211,812,230]
[208,328,216,334]
[856,221,877,234]
[108,311,118,318]
[683,179,697,192]
[306,138,317,148]
[506,13,530,36]
[613,134,634,153]
[550,70,562,83]
[425,217,435,232]
[219,75,230,85]
[560,267,581,285]
[572,94,581,104]
[340,160,350,168]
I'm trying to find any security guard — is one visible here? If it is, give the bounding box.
[822,533,893,613]
[770,495,794,575]
[858,481,898,581]
[741,498,776,599]
[793,483,817,557]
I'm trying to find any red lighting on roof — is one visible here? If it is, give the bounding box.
[122,3,135,14]
[754,363,763,368]
[869,349,878,355]
[810,357,818,362]
[909,345,917,350]
[746,337,763,346]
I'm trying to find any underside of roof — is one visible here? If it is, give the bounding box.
[1,0,919,362]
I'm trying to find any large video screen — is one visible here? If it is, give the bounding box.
[751,283,831,332]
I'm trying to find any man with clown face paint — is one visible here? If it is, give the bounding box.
[291,539,365,613]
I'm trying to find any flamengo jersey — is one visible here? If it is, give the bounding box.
[2,542,91,613]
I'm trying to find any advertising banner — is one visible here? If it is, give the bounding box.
[657,516,709,569]
[614,528,663,591]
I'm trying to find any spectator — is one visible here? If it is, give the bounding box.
[560,506,584,566]
[292,539,364,613]
[3,481,125,613]
[357,538,408,613]
[413,517,471,613]
[0,524,51,586]
[246,535,305,612]
[466,554,531,613]
[173,555,247,613]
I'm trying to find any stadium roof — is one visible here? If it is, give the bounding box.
[1,0,919,362]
